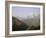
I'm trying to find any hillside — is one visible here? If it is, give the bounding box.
[12,15,40,31]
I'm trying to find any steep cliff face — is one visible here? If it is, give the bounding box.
[12,16,40,31]
[12,16,29,31]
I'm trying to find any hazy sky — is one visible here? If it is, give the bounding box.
[12,7,40,18]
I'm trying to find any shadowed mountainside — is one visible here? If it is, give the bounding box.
[12,16,40,31]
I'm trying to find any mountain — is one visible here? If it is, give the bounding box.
[12,14,40,31]
[12,16,29,31]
